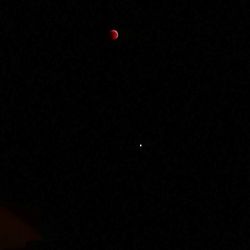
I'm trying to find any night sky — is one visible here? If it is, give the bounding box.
[1,2,247,248]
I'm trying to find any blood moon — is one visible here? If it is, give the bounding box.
[109,29,119,40]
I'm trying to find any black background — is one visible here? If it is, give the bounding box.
[1,1,248,248]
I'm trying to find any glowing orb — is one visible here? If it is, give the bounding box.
[109,29,119,40]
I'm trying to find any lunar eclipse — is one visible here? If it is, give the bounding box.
[109,29,119,40]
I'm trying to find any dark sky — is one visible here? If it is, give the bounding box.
[1,1,247,247]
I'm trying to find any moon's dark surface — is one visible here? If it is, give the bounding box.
[0,207,42,248]
[110,29,119,40]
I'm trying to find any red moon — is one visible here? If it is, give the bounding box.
[110,29,119,40]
